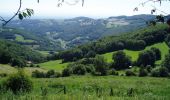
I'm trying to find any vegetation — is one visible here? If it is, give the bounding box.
[0,76,170,99]
[112,50,132,70]
[0,39,45,67]
[1,70,33,94]
[54,24,169,62]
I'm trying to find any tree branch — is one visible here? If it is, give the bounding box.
[0,0,22,27]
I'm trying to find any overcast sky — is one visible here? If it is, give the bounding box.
[0,0,170,19]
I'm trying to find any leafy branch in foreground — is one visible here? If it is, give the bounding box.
[134,0,170,26]
[0,0,34,27]
[0,0,84,27]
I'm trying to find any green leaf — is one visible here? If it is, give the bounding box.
[22,12,28,18]
[18,13,23,20]
[27,10,31,16]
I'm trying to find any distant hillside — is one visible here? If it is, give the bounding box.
[55,24,170,62]
[0,27,62,51]
[0,39,45,67]
[7,14,156,50]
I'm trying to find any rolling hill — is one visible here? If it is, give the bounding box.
[6,14,156,50]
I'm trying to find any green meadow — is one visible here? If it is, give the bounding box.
[0,76,170,100]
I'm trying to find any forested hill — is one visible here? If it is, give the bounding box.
[7,14,156,50]
[0,39,45,67]
[55,24,170,62]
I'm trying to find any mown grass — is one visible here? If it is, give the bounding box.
[102,42,169,64]
[0,76,170,100]
[39,60,69,72]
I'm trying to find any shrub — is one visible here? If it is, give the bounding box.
[10,58,26,68]
[108,69,119,76]
[162,53,170,71]
[3,70,33,94]
[151,67,169,77]
[0,73,7,77]
[139,68,148,77]
[146,65,152,73]
[36,65,40,67]
[54,72,62,78]
[46,70,55,78]
[125,70,136,76]
[62,68,71,77]
[85,64,95,73]
[30,64,34,67]
[32,70,46,78]
[72,64,86,75]
[159,67,169,77]
[151,68,160,77]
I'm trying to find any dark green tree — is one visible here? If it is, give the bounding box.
[112,51,132,70]
[137,50,156,67]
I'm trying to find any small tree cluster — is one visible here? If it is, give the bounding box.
[137,47,161,67]
[112,51,132,70]
[151,67,169,77]
[32,70,61,78]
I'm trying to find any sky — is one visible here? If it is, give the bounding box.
[0,0,170,19]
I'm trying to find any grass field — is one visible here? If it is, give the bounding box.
[0,64,46,76]
[102,42,169,64]
[38,42,169,71]
[39,60,70,72]
[15,34,35,43]
[0,76,170,100]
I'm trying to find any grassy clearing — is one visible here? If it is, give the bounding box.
[0,76,170,100]
[39,60,69,72]
[37,50,50,56]
[0,64,46,76]
[15,34,34,43]
[102,42,169,64]
[39,42,169,71]
[0,64,17,74]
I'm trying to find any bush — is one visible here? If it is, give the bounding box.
[108,69,119,76]
[151,68,160,77]
[85,64,95,73]
[30,64,34,67]
[162,53,170,71]
[159,67,169,77]
[3,70,33,94]
[62,68,71,77]
[36,65,40,67]
[46,70,55,78]
[0,73,7,77]
[139,68,148,77]
[54,72,62,78]
[146,65,152,73]
[72,64,86,75]
[125,70,136,76]
[32,70,46,78]
[151,67,169,77]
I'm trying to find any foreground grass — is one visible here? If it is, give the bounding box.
[0,76,170,100]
